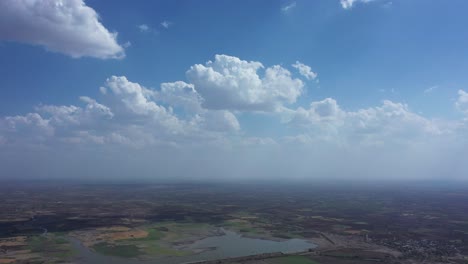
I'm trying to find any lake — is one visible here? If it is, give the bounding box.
[70,228,316,264]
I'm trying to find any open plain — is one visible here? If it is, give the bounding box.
[0,181,467,263]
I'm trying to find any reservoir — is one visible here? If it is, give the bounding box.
[70,228,316,264]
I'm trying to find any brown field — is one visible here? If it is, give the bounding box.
[0,236,27,247]
[97,228,149,241]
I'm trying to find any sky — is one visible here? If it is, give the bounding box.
[0,0,468,181]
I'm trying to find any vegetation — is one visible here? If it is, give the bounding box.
[92,242,140,258]
[4,183,468,263]
[27,236,48,252]
[142,243,189,256]
[27,234,76,261]
[271,255,319,264]
[132,228,164,241]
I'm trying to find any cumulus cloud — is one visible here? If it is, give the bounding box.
[292,61,318,80]
[1,95,116,145]
[293,98,344,124]
[159,81,203,112]
[0,75,242,148]
[1,55,459,151]
[0,0,125,59]
[1,55,468,181]
[198,110,240,132]
[1,113,54,141]
[289,98,444,145]
[340,0,375,9]
[186,55,304,111]
[158,81,240,132]
[104,76,167,117]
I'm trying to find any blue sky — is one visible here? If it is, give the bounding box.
[1,0,468,181]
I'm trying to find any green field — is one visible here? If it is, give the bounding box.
[27,234,76,262]
[142,242,189,256]
[92,242,140,258]
[271,255,319,264]
[133,228,165,241]
[92,223,197,257]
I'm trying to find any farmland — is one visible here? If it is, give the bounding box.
[0,181,467,263]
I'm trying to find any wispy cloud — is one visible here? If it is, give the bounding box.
[160,20,172,29]
[383,1,393,8]
[378,88,397,94]
[424,85,438,94]
[456,90,468,116]
[138,24,150,32]
[281,2,297,13]
[122,41,131,48]
[340,0,375,9]
[292,61,318,80]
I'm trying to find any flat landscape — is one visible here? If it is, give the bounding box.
[0,181,467,264]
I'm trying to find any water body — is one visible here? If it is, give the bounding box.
[70,229,316,264]
[184,229,315,260]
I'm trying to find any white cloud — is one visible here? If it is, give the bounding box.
[122,41,131,48]
[2,55,468,181]
[104,76,167,116]
[340,0,355,9]
[294,98,344,123]
[289,98,444,145]
[340,0,375,9]
[99,76,242,139]
[292,61,318,80]
[456,90,468,116]
[346,101,442,142]
[0,0,125,59]
[424,85,438,94]
[241,137,277,147]
[281,2,297,13]
[2,113,54,139]
[0,113,55,147]
[160,20,172,29]
[0,75,243,148]
[289,98,346,142]
[158,81,240,132]
[159,81,203,112]
[0,55,461,151]
[37,96,113,125]
[138,24,150,32]
[198,110,240,132]
[80,96,114,119]
[383,1,393,8]
[186,54,304,111]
